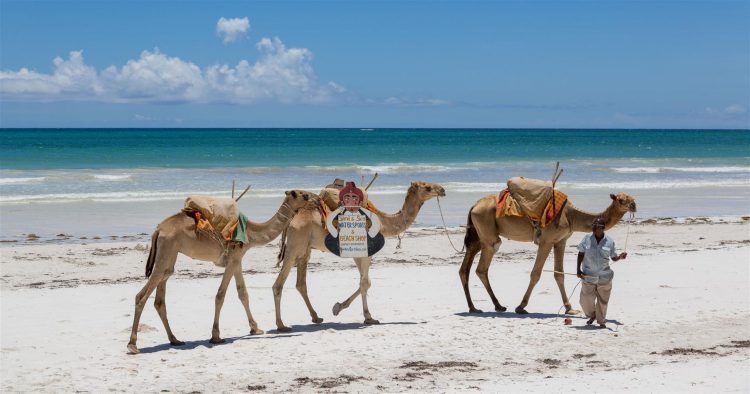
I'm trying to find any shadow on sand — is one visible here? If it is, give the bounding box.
[455,311,586,320]
[268,320,422,334]
[136,332,301,354]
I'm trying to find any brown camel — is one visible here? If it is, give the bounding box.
[272,181,445,331]
[127,190,314,354]
[459,192,636,314]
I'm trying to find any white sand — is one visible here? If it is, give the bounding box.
[1,220,749,392]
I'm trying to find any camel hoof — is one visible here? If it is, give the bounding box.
[250,328,265,335]
[469,308,483,314]
[277,326,293,333]
[169,339,185,346]
[127,344,140,354]
[515,306,529,314]
[312,317,324,324]
[495,305,507,313]
[332,302,343,316]
[364,318,380,325]
[565,308,581,315]
[209,337,225,344]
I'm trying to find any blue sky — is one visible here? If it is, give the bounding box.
[1,0,748,128]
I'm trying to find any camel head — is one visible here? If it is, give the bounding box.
[610,192,637,213]
[409,181,446,202]
[284,189,316,211]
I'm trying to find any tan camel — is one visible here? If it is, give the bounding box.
[127,190,314,354]
[459,192,636,314]
[272,181,445,331]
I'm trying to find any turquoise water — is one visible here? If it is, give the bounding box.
[0,128,748,239]
[2,129,749,169]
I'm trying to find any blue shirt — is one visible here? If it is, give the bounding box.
[577,233,618,284]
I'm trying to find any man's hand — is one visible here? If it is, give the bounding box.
[577,270,584,279]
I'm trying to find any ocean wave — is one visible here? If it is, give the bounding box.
[557,179,750,189]
[0,177,46,185]
[303,164,458,174]
[612,166,750,174]
[93,174,133,181]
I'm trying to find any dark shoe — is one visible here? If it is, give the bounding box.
[598,323,607,329]
[586,316,595,325]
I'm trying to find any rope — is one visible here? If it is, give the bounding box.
[436,196,464,254]
[623,212,635,252]
[556,278,583,316]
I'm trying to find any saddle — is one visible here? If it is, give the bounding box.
[183,196,244,243]
[498,177,568,229]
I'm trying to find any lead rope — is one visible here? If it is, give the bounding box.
[623,211,635,253]
[436,196,465,254]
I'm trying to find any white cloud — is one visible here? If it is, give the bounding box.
[0,38,344,104]
[705,104,748,117]
[382,97,450,107]
[723,104,746,114]
[216,17,250,43]
[0,50,101,99]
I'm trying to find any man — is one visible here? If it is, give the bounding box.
[576,218,627,328]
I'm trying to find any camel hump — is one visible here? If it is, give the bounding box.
[319,187,370,211]
[506,177,554,220]
[184,195,240,237]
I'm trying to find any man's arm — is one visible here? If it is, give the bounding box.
[611,252,627,261]
[576,252,585,278]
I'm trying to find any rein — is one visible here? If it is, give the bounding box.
[436,196,465,254]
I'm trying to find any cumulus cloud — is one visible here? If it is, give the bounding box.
[0,38,343,104]
[216,17,250,43]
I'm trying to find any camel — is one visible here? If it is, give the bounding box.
[127,190,315,354]
[459,192,636,315]
[272,181,445,331]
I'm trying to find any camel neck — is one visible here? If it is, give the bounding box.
[376,187,424,237]
[245,200,295,247]
[568,203,625,233]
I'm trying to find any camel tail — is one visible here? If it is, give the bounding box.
[145,230,159,278]
[463,207,480,252]
[276,227,287,268]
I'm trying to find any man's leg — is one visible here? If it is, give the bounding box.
[594,281,612,325]
[579,282,597,324]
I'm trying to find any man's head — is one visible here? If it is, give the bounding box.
[339,181,364,211]
[591,218,606,237]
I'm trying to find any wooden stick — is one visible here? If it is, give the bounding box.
[231,180,236,199]
[235,185,251,202]
[365,173,379,190]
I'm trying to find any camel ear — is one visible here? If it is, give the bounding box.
[285,190,291,196]
[303,193,309,201]
[610,193,616,201]
[291,190,298,198]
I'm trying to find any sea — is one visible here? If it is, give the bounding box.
[1,129,748,242]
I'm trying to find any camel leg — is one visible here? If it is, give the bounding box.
[153,276,184,346]
[355,257,379,325]
[516,242,554,314]
[233,265,264,335]
[295,251,323,324]
[552,240,580,315]
[332,287,361,316]
[272,255,295,332]
[127,273,162,354]
[210,261,237,344]
[459,241,482,313]
[476,244,507,312]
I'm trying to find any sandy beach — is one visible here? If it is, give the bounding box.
[1,218,748,392]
